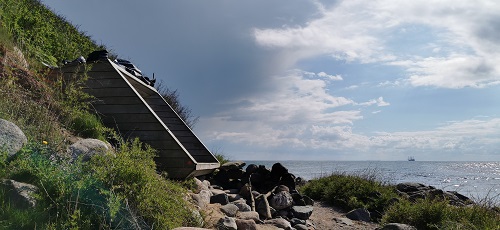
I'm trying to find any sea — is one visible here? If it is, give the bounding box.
[246,161,500,205]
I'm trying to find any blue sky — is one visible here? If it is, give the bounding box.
[42,0,500,161]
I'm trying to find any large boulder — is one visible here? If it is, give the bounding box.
[220,204,239,217]
[291,206,314,220]
[68,138,112,162]
[346,208,371,222]
[235,219,257,230]
[264,218,292,229]
[0,119,27,158]
[216,217,237,230]
[270,191,294,210]
[1,179,38,209]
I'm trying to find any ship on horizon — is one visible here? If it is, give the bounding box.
[408,156,415,161]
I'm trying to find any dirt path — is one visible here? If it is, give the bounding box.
[308,201,380,230]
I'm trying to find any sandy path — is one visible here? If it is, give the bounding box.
[308,201,380,230]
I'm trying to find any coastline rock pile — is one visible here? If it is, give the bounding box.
[190,161,315,230]
[396,182,474,206]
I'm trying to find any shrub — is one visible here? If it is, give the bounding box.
[88,138,202,229]
[300,172,398,221]
[381,198,500,230]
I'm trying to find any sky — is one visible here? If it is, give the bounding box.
[41,0,500,161]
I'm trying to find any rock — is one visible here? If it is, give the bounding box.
[220,204,239,217]
[290,218,306,226]
[192,190,211,209]
[274,185,290,193]
[68,138,111,162]
[264,218,292,229]
[294,224,308,230]
[237,211,261,223]
[216,216,237,230]
[211,189,226,196]
[220,161,246,171]
[227,193,241,202]
[234,201,251,212]
[379,223,417,230]
[0,119,27,158]
[256,194,272,219]
[193,177,209,193]
[346,208,371,222]
[270,191,294,210]
[279,173,296,191]
[235,219,257,230]
[1,179,38,209]
[270,163,288,182]
[396,182,427,193]
[303,195,314,206]
[239,183,252,198]
[245,164,258,174]
[211,193,229,205]
[291,206,314,220]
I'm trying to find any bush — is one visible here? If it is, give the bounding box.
[382,198,500,230]
[88,138,203,229]
[300,172,398,221]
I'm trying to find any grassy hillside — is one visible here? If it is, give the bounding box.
[0,0,202,229]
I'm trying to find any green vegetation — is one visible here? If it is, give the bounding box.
[300,173,500,229]
[0,0,206,229]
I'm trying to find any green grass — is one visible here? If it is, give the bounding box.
[300,173,500,229]
[300,171,398,221]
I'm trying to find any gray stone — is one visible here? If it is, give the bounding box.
[1,179,38,209]
[211,188,226,196]
[0,119,27,158]
[234,201,251,212]
[256,194,272,219]
[235,219,257,230]
[264,218,292,229]
[379,223,417,230]
[270,191,294,210]
[346,208,371,222]
[193,177,209,193]
[220,204,239,217]
[237,211,261,223]
[69,138,111,162]
[216,216,237,230]
[303,195,314,206]
[211,193,229,205]
[291,206,314,220]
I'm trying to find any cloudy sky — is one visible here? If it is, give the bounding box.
[42,0,500,161]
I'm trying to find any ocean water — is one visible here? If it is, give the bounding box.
[246,161,500,204]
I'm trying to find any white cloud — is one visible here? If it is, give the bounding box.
[253,0,500,89]
[317,72,343,81]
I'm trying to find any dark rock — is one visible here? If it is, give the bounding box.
[379,223,417,230]
[270,191,294,210]
[233,201,251,212]
[264,217,292,229]
[346,208,371,222]
[220,204,239,217]
[246,164,258,174]
[0,119,27,158]
[274,185,290,193]
[211,193,229,205]
[290,218,306,226]
[220,161,246,171]
[291,206,314,220]
[303,195,314,206]
[235,219,257,230]
[239,183,252,198]
[227,193,241,202]
[396,182,427,193]
[270,163,289,182]
[216,216,237,230]
[280,173,296,191]
[1,179,38,209]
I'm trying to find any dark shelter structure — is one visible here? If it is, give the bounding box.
[49,52,219,179]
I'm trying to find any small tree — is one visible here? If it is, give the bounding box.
[156,81,199,129]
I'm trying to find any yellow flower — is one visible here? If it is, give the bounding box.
[42,141,48,145]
